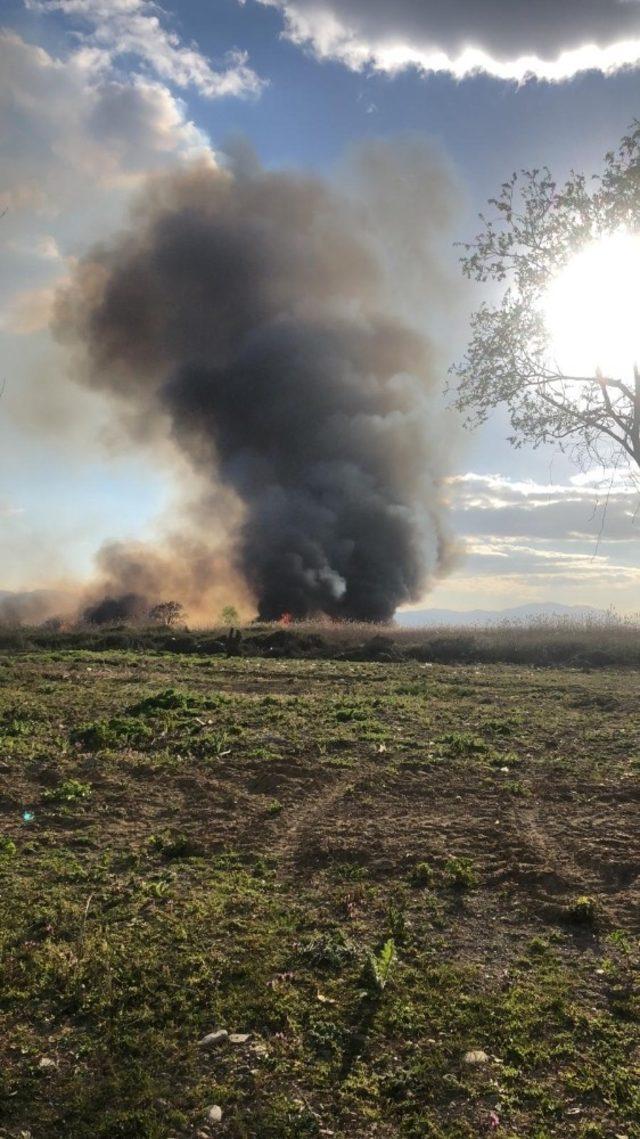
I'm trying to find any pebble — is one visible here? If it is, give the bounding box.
[229,1033,251,1044]
[38,1057,57,1071]
[206,1105,223,1125]
[464,1049,490,1065]
[198,1029,228,1047]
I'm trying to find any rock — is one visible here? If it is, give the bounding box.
[206,1105,223,1124]
[229,1032,251,1044]
[198,1029,228,1047]
[464,1049,490,1065]
[38,1057,57,1071]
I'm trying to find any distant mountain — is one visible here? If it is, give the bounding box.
[395,602,607,628]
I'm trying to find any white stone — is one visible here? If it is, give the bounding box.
[198,1029,228,1047]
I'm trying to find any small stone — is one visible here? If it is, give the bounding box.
[38,1057,57,1071]
[464,1049,490,1065]
[500,766,510,773]
[206,1105,223,1125]
[229,1032,251,1044]
[198,1029,228,1048]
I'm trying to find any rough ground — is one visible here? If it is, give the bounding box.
[0,650,638,1138]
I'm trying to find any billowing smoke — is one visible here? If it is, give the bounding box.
[55,145,458,622]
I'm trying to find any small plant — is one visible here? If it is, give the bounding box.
[71,716,151,750]
[149,831,201,859]
[42,779,92,804]
[440,731,488,757]
[298,929,358,971]
[445,856,477,890]
[1,716,31,737]
[409,861,434,887]
[387,900,407,943]
[567,895,597,925]
[0,835,16,859]
[267,799,284,815]
[364,938,396,994]
[127,688,195,715]
[199,730,231,760]
[220,605,239,625]
[144,878,171,899]
[527,936,550,956]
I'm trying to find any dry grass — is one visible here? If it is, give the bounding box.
[2,614,640,667]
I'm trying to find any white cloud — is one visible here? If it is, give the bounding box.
[258,0,640,81]
[26,0,265,98]
[422,469,640,612]
[0,29,213,226]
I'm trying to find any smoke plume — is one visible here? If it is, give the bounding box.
[55,146,458,622]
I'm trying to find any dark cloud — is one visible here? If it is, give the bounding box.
[260,0,640,79]
[450,473,640,541]
[55,146,457,621]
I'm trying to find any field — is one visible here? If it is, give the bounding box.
[0,647,638,1139]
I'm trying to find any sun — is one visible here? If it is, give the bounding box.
[542,231,640,384]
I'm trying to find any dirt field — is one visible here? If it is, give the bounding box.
[0,649,638,1138]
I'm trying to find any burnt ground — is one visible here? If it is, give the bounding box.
[0,650,638,1138]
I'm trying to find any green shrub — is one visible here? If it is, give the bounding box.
[567,895,597,925]
[445,856,477,890]
[409,861,435,887]
[42,779,92,804]
[126,688,197,714]
[71,716,151,750]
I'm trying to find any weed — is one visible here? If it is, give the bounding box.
[127,688,197,714]
[297,929,358,971]
[148,831,201,859]
[566,895,597,925]
[42,779,92,804]
[440,731,488,757]
[445,856,477,890]
[0,835,16,858]
[364,938,396,993]
[387,900,408,943]
[71,716,151,750]
[409,861,435,887]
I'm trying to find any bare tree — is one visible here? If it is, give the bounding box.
[148,600,184,627]
[453,122,640,473]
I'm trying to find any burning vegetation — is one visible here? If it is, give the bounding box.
[49,144,458,623]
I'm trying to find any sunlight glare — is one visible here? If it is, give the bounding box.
[542,231,640,383]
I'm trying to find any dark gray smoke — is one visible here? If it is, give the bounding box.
[82,593,148,625]
[55,147,457,621]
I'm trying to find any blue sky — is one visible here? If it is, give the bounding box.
[2,0,640,615]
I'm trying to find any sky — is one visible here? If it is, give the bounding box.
[1,0,640,616]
